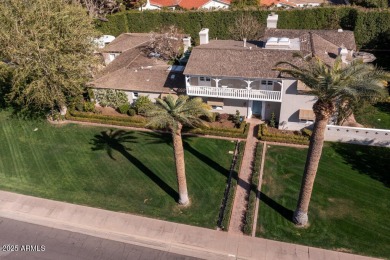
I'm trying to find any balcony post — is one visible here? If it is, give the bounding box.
[245,80,253,99]
[185,76,191,87]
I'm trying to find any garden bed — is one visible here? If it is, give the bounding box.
[258,123,310,145]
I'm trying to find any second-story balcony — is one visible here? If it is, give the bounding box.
[186,86,282,102]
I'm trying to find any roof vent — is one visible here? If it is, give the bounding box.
[338,28,343,32]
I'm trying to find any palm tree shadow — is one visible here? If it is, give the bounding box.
[139,133,231,179]
[259,192,294,223]
[90,129,178,201]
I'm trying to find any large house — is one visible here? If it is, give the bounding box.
[140,0,231,10]
[92,13,371,131]
[183,13,363,130]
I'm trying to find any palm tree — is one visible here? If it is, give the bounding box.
[275,56,390,226]
[143,95,212,205]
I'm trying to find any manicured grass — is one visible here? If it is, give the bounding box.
[0,111,235,228]
[355,101,390,129]
[256,143,390,259]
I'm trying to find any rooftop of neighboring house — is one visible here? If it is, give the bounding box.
[91,33,185,93]
[149,0,231,9]
[184,20,357,79]
[100,33,152,53]
[260,0,327,7]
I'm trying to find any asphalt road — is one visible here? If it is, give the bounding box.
[0,217,201,260]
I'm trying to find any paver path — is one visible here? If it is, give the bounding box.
[228,118,262,234]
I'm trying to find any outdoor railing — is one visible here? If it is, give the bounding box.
[186,86,282,102]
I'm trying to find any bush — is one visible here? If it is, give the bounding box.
[188,122,249,138]
[94,89,128,109]
[258,123,309,145]
[301,128,313,138]
[118,103,131,114]
[133,95,153,114]
[127,108,136,116]
[83,101,96,112]
[66,110,147,128]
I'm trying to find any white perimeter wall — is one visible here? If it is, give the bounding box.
[325,125,390,147]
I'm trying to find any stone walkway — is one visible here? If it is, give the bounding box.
[228,118,262,234]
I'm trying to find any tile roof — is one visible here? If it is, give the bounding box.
[264,29,356,51]
[92,35,185,93]
[101,33,152,53]
[150,0,231,8]
[184,29,357,79]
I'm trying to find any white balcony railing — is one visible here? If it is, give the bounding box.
[186,86,282,102]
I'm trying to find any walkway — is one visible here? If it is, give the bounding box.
[0,190,378,260]
[228,118,262,234]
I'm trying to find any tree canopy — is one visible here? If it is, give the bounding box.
[0,0,99,114]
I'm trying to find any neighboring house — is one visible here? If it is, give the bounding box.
[183,13,364,130]
[140,0,231,10]
[91,33,188,103]
[260,0,327,8]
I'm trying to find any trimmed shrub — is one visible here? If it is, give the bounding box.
[118,103,131,114]
[94,89,128,109]
[133,95,153,114]
[258,123,309,145]
[127,108,136,116]
[83,101,96,112]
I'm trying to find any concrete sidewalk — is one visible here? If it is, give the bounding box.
[0,190,380,260]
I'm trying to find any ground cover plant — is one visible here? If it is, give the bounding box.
[256,143,390,259]
[355,101,390,129]
[0,111,235,228]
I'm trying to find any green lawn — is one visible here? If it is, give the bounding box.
[257,143,390,259]
[355,101,390,129]
[0,111,235,228]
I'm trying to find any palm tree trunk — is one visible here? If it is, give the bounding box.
[293,100,333,226]
[171,123,189,205]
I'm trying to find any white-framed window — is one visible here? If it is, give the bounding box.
[132,92,139,99]
[199,76,211,82]
[261,80,273,90]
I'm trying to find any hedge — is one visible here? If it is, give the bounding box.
[189,122,249,138]
[258,123,310,145]
[66,110,148,128]
[96,7,390,49]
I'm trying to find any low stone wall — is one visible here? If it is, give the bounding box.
[324,125,390,147]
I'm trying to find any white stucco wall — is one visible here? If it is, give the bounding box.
[124,91,160,104]
[203,97,247,116]
[325,125,390,147]
[278,79,316,130]
[139,1,161,10]
[202,1,229,9]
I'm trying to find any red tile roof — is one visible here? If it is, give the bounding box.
[150,0,231,8]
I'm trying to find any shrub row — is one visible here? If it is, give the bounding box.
[243,143,263,235]
[258,124,310,145]
[188,122,249,138]
[96,7,390,49]
[66,110,148,128]
[220,141,246,231]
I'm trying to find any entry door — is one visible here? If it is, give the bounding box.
[252,101,262,115]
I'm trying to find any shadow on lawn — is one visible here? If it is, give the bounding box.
[331,143,390,187]
[139,131,231,179]
[259,192,294,223]
[90,129,178,201]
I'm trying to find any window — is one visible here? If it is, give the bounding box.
[132,92,139,99]
[199,76,211,82]
[212,106,223,110]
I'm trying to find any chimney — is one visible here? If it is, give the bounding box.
[339,45,348,63]
[183,36,191,52]
[267,13,278,29]
[243,38,247,48]
[199,28,209,45]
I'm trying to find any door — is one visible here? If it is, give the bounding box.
[252,101,262,116]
